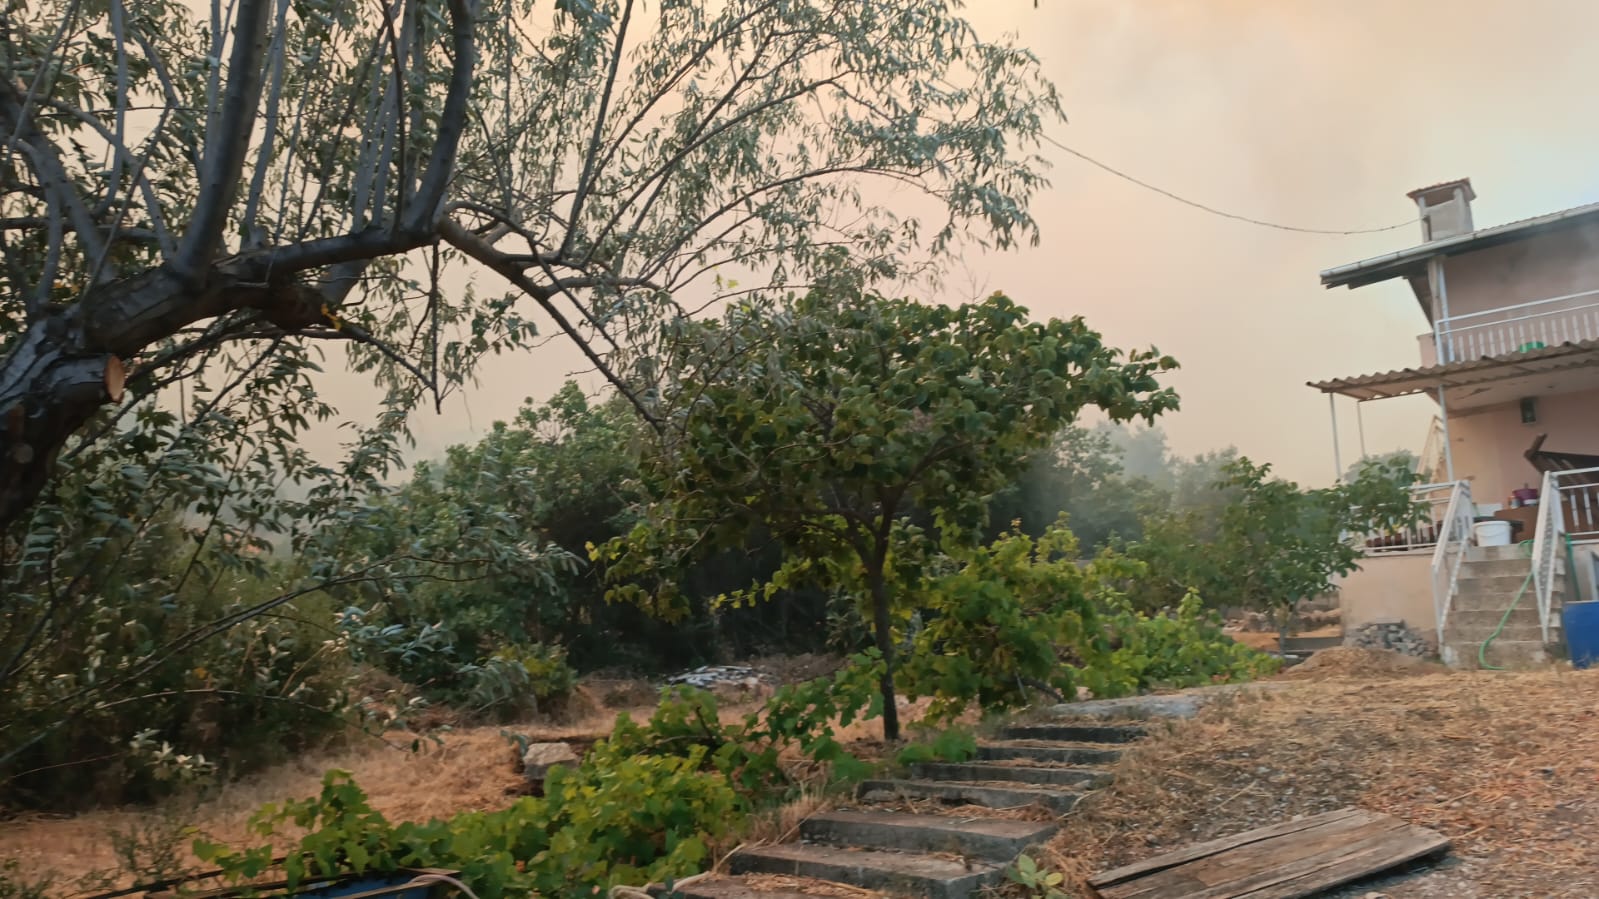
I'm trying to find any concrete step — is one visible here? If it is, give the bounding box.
[1445,623,1548,645]
[976,741,1122,766]
[997,723,1146,744]
[729,843,1001,899]
[1448,607,1544,630]
[1453,584,1540,609]
[1466,544,1539,563]
[1456,572,1535,595]
[1460,556,1563,577]
[1445,620,1541,639]
[801,809,1055,861]
[857,779,1083,815]
[1443,640,1554,670]
[911,762,1109,789]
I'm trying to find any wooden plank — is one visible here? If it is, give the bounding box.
[1087,808,1371,888]
[1097,815,1401,899]
[1086,808,1449,899]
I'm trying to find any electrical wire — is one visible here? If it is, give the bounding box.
[1040,134,1415,236]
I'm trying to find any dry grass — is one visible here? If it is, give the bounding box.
[1029,658,1599,898]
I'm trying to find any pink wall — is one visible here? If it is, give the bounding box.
[1439,222,1599,319]
[1448,387,1599,507]
[1334,551,1436,641]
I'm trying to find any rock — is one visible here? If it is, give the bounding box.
[522,742,578,785]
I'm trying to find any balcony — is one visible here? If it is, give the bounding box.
[1419,288,1599,366]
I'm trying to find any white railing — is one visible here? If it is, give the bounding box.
[1533,465,1599,642]
[1361,482,1458,552]
[1435,287,1599,363]
[1532,469,1565,644]
[1430,480,1474,639]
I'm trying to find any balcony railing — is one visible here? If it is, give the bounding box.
[1531,467,1599,643]
[1361,482,1458,552]
[1434,287,1599,364]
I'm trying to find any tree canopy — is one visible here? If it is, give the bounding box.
[597,286,1178,739]
[1129,456,1423,642]
[0,0,1062,528]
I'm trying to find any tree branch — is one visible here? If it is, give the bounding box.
[402,0,476,235]
[176,0,274,277]
[438,216,659,430]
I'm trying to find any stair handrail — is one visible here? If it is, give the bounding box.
[1431,480,1474,639]
[1531,468,1565,643]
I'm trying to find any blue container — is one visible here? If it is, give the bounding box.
[1563,600,1599,669]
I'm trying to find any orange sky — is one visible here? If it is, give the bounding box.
[310,0,1599,488]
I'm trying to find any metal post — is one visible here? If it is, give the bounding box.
[1437,386,1456,482]
[1329,393,1344,482]
[1356,400,1369,461]
[1428,256,1455,363]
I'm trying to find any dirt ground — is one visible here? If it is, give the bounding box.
[1040,648,1599,898]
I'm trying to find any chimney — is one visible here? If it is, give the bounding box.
[1407,178,1476,241]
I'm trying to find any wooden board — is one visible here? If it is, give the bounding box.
[1086,807,1449,899]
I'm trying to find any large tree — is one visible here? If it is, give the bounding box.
[596,285,1178,740]
[0,0,1062,530]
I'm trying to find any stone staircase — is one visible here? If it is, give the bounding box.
[1442,544,1566,669]
[672,722,1145,899]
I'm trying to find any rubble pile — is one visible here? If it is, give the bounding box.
[664,664,776,691]
[1344,619,1434,658]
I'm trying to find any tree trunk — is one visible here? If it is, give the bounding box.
[866,562,900,742]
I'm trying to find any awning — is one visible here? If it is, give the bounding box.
[1308,339,1599,402]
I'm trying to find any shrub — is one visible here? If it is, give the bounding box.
[1,561,352,808]
[200,671,886,898]
[1079,592,1281,697]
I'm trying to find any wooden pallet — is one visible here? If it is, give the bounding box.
[1086,807,1449,899]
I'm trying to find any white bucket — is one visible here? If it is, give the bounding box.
[1474,520,1513,547]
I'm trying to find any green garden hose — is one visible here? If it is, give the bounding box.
[1478,534,1580,670]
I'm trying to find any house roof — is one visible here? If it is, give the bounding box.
[1307,338,1599,402]
[1320,200,1599,290]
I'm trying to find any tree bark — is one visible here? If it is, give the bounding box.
[866,561,900,743]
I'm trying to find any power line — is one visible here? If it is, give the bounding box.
[1040,134,1414,236]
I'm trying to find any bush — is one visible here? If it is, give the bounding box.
[200,672,886,898]
[1080,592,1281,697]
[1,558,352,808]
[464,644,579,721]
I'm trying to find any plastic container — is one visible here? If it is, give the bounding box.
[1563,601,1599,670]
[1518,341,1547,352]
[1473,520,1513,546]
[1513,487,1540,505]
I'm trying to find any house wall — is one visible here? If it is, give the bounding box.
[1334,551,1436,642]
[1446,386,1599,508]
[1439,222,1599,319]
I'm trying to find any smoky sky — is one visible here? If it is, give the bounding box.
[307,0,1599,487]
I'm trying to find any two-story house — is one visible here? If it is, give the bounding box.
[1310,179,1599,668]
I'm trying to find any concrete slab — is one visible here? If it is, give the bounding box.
[912,761,1109,788]
[729,843,1001,899]
[998,723,1148,744]
[857,778,1082,815]
[802,809,1056,860]
[976,741,1122,766]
